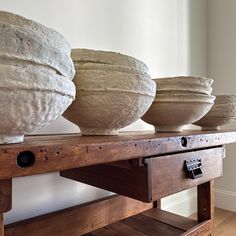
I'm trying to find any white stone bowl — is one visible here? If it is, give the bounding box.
[0,64,75,144]
[194,102,236,131]
[213,95,236,104]
[0,11,75,79]
[72,48,148,73]
[142,94,215,132]
[63,68,156,135]
[154,76,213,95]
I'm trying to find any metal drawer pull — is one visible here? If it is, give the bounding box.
[184,158,203,179]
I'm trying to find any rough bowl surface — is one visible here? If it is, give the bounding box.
[155,94,215,103]
[142,100,214,132]
[0,11,75,79]
[194,103,236,130]
[214,95,236,105]
[0,64,75,144]
[72,48,148,73]
[63,69,156,135]
[156,84,213,95]
[155,76,214,87]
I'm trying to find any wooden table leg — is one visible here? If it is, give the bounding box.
[0,179,12,236]
[197,180,214,235]
[153,200,161,208]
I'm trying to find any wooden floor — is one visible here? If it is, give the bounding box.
[191,208,236,236]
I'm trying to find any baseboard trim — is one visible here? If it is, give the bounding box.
[162,191,197,217]
[215,188,236,212]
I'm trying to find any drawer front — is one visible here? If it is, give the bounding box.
[146,147,224,201]
[61,147,224,203]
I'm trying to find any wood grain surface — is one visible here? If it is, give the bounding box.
[0,130,235,179]
[5,195,152,236]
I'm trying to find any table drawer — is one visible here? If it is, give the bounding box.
[146,147,224,201]
[61,147,224,202]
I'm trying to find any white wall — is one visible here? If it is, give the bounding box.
[207,0,236,211]
[0,0,202,224]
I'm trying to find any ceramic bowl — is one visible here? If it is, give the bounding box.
[0,11,75,79]
[194,103,236,131]
[213,95,236,104]
[63,69,156,135]
[154,76,213,95]
[142,94,215,132]
[0,63,75,144]
[72,48,148,73]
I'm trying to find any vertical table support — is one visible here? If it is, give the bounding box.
[0,179,12,236]
[197,180,214,235]
[153,200,161,208]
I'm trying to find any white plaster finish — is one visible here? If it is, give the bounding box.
[0,63,75,144]
[142,100,214,132]
[74,62,148,75]
[0,18,75,79]
[155,76,213,87]
[73,69,154,95]
[156,84,213,95]
[0,11,71,52]
[214,95,236,105]
[72,48,149,73]
[194,103,236,130]
[154,77,213,95]
[154,94,215,103]
[204,103,236,117]
[63,69,156,135]
[0,62,75,96]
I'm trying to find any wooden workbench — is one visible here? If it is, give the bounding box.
[1,130,236,235]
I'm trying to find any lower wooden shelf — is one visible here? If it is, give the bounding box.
[84,208,211,236]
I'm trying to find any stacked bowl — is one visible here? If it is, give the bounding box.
[194,95,236,130]
[0,11,75,144]
[63,48,156,135]
[142,76,215,132]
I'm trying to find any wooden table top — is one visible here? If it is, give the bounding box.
[0,130,236,179]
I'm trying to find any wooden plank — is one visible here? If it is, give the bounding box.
[122,214,184,236]
[61,164,151,202]
[0,131,234,179]
[0,179,12,212]
[142,208,198,231]
[197,180,214,234]
[150,147,223,200]
[5,195,152,236]
[182,220,211,236]
[85,221,148,236]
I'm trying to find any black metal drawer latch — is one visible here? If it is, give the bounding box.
[184,158,203,179]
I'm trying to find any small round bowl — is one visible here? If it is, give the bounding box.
[214,95,236,104]
[194,103,236,130]
[142,94,215,132]
[63,68,156,135]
